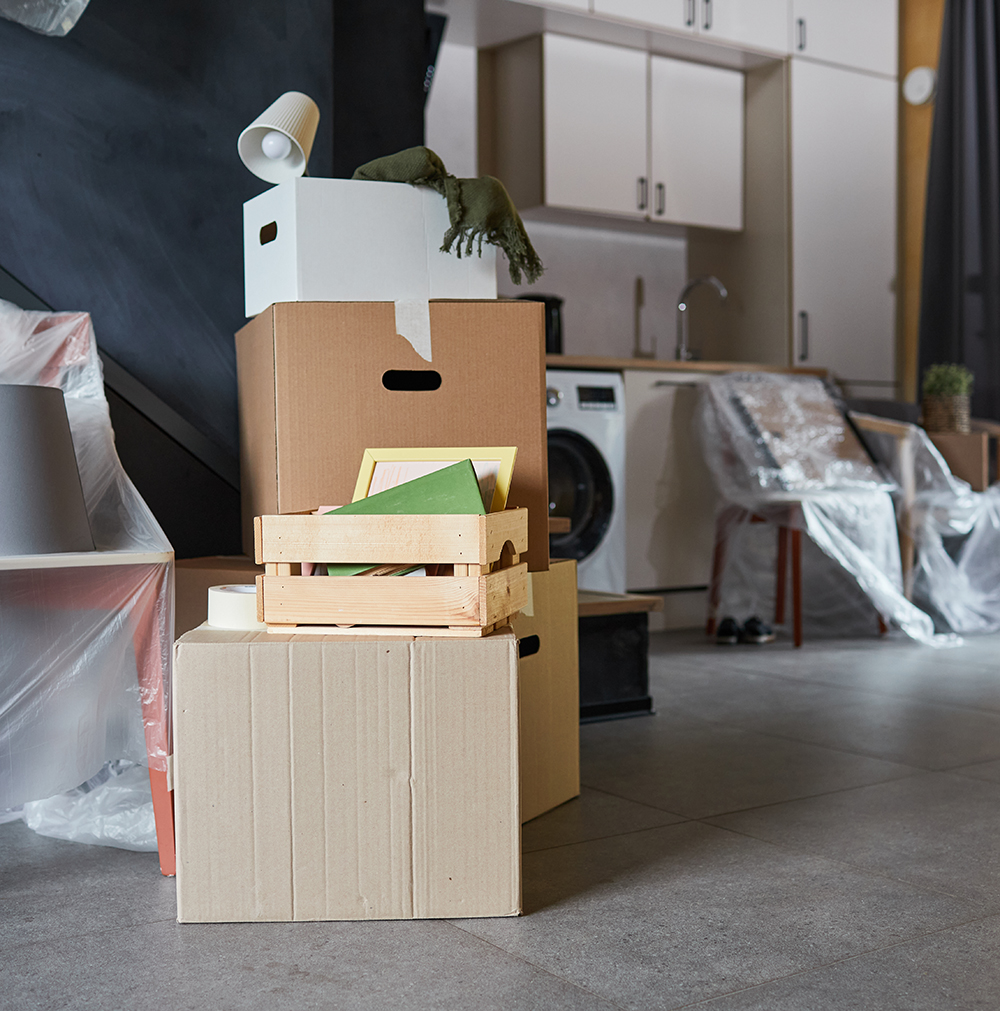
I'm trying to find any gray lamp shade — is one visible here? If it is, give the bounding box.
[0,385,94,555]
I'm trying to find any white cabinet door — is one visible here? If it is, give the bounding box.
[624,371,719,592]
[791,59,897,385]
[543,35,650,217]
[791,0,897,76]
[706,0,789,53]
[593,0,694,33]
[650,56,744,230]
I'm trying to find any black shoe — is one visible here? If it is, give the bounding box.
[742,616,776,644]
[716,616,741,644]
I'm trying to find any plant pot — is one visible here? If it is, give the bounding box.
[922,394,971,433]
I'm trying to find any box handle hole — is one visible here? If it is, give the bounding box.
[259,221,278,245]
[518,635,540,659]
[382,369,442,392]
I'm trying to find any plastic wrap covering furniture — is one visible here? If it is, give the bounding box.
[0,299,174,863]
[0,0,89,35]
[698,373,950,646]
[854,416,1000,635]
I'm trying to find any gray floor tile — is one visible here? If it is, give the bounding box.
[695,914,1000,1010]
[0,916,618,1011]
[709,772,1000,908]
[455,821,977,1011]
[523,787,686,854]
[654,664,1000,770]
[580,710,917,819]
[952,758,1000,784]
[0,821,173,950]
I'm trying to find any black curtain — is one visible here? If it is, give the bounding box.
[919,0,1000,420]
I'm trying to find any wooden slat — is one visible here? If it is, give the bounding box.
[266,624,492,638]
[548,516,571,534]
[255,509,528,566]
[482,563,529,624]
[261,575,485,626]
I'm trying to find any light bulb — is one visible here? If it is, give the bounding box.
[261,130,292,161]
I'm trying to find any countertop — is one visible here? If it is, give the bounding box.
[545,355,827,377]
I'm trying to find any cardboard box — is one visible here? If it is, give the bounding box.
[173,629,521,922]
[235,300,549,573]
[254,509,528,636]
[243,179,497,317]
[511,559,581,822]
[174,556,263,638]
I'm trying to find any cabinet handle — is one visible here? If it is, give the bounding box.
[702,0,712,31]
[637,176,648,211]
[798,310,809,361]
[684,0,695,27]
[655,182,665,216]
[796,18,806,51]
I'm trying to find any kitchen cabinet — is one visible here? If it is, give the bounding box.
[593,0,789,54]
[624,370,719,594]
[790,59,897,384]
[650,55,743,230]
[483,33,745,230]
[543,34,649,218]
[791,0,897,76]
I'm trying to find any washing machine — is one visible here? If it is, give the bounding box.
[546,369,626,593]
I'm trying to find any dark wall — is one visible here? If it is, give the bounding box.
[0,1,334,459]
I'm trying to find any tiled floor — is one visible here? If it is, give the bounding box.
[3,629,1000,1010]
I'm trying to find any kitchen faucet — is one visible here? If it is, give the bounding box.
[675,276,728,361]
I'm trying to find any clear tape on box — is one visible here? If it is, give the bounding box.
[0,299,172,848]
[697,373,957,646]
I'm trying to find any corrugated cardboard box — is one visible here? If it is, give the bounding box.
[173,629,521,922]
[174,556,263,637]
[242,179,497,317]
[235,300,548,573]
[512,559,581,822]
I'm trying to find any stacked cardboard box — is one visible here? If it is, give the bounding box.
[172,181,579,922]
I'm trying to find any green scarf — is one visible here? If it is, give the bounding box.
[352,146,544,286]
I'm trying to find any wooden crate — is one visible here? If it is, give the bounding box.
[253,508,529,636]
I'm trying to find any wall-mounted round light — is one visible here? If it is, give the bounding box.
[903,67,937,106]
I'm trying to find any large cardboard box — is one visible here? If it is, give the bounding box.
[511,559,581,822]
[173,629,521,922]
[235,300,549,572]
[174,556,263,638]
[243,179,497,317]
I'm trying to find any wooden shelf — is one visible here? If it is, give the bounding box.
[546,355,827,377]
[577,590,664,618]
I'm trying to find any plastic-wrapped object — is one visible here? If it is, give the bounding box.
[0,299,173,851]
[856,418,1000,634]
[698,373,950,646]
[22,760,157,852]
[0,0,89,35]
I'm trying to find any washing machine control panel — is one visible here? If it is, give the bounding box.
[576,385,618,410]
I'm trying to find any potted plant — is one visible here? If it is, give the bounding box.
[922,363,974,433]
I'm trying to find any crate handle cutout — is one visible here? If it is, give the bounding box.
[382,370,442,392]
[259,221,278,245]
[518,634,540,659]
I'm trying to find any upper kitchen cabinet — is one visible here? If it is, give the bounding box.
[791,0,898,76]
[544,35,649,218]
[480,33,745,230]
[593,0,789,54]
[650,56,743,229]
[790,59,897,385]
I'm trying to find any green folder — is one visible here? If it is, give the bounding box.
[324,459,485,576]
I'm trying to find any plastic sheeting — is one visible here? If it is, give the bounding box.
[698,373,952,646]
[857,419,1000,635]
[0,300,172,833]
[0,0,89,36]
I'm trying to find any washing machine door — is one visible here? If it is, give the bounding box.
[547,428,615,561]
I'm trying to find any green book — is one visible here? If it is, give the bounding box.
[324,459,485,576]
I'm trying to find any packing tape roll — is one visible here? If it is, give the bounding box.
[207,584,267,631]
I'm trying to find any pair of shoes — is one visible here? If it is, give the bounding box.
[715,615,776,645]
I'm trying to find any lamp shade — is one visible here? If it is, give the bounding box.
[238,91,320,184]
[0,385,94,555]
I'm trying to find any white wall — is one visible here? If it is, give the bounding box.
[426,38,688,360]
